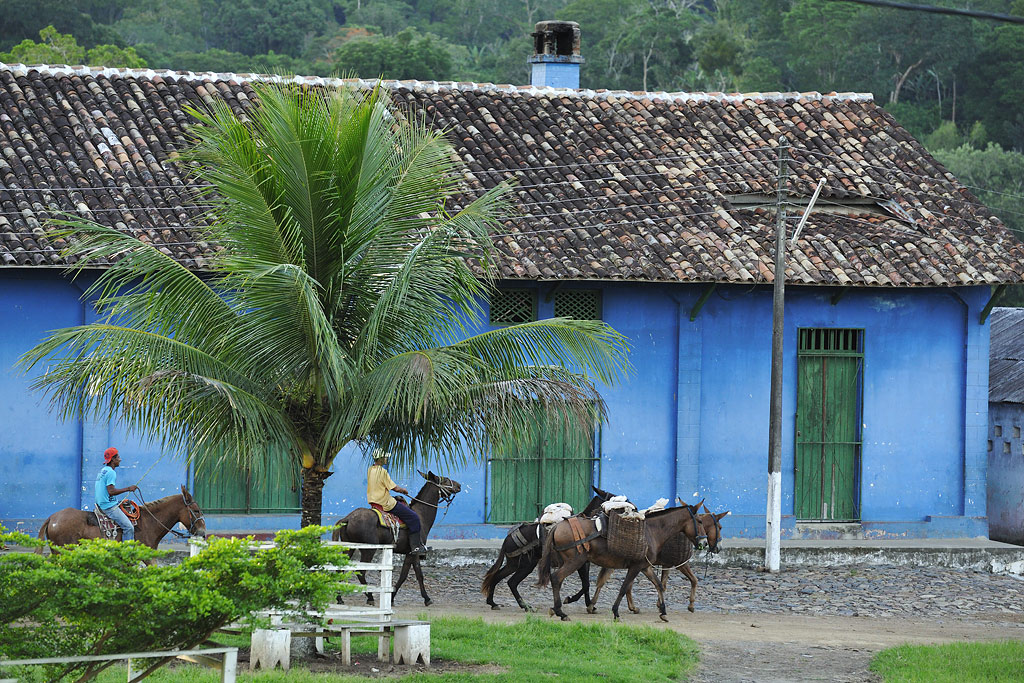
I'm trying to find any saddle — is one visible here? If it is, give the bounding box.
[369,503,407,529]
[369,502,405,543]
[92,500,141,540]
[506,522,540,558]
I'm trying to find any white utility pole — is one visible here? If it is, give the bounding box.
[765,139,826,573]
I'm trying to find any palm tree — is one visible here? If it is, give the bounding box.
[20,81,631,526]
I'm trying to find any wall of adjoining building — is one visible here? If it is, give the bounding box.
[988,402,1024,545]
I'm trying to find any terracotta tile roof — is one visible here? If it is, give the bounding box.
[2,63,1022,287]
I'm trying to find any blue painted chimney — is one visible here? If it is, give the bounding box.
[529,21,583,89]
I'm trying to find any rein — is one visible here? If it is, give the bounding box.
[133,490,205,539]
[408,479,459,522]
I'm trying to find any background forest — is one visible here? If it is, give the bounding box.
[1,0,1023,254]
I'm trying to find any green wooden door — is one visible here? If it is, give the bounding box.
[487,412,597,523]
[193,448,300,514]
[795,328,863,521]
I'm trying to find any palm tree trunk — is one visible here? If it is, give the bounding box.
[300,469,333,527]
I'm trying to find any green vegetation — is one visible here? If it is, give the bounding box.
[78,615,698,682]
[870,640,1024,682]
[0,526,353,682]
[2,1,1024,152]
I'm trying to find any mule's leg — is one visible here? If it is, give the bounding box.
[410,554,431,606]
[549,553,587,621]
[563,560,589,605]
[485,558,518,610]
[393,554,414,603]
[679,565,698,613]
[586,566,613,614]
[639,566,669,621]
[611,566,643,621]
[506,557,538,612]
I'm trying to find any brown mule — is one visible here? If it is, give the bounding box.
[332,471,460,606]
[36,485,207,550]
[481,486,618,612]
[536,501,706,621]
[582,504,729,614]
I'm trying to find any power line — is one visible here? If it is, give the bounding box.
[829,0,1024,24]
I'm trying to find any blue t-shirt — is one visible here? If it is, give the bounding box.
[95,465,120,510]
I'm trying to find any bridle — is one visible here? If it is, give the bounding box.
[136,490,206,539]
[409,477,459,521]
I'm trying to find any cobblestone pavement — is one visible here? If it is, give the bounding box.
[384,557,1024,622]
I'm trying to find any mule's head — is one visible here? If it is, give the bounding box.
[417,470,461,500]
[178,485,207,538]
[697,505,728,554]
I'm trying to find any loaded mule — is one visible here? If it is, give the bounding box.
[536,500,706,621]
[481,486,618,612]
[333,470,460,606]
[574,501,729,614]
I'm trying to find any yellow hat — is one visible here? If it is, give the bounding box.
[372,448,391,462]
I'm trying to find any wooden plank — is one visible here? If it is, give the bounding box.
[1,647,238,666]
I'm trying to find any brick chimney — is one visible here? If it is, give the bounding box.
[529,21,583,89]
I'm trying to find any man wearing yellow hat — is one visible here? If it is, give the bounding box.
[367,449,428,555]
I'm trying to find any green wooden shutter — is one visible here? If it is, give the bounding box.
[193,447,300,514]
[488,409,597,523]
[795,328,863,521]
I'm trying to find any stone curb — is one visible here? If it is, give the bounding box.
[155,543,1024,574]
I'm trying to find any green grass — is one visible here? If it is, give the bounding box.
[69,616,697,682]
[870,640,1024,682]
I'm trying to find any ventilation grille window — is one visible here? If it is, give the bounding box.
[554,290,602,320]
[490,289,536,325]
[798,328,864,355]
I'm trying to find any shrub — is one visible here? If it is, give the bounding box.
[0,526,352,682]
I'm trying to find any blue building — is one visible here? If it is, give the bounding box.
[2,28,1022,540]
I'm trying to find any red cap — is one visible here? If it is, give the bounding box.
[103,447,119,463]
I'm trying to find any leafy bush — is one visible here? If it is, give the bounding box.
[0,526,352,682]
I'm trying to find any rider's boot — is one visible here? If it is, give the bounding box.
[408,529,430,557]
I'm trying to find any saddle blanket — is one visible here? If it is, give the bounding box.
[369,504,406,529]
[93,502,139,540]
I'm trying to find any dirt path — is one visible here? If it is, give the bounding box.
[395,604,1024,681]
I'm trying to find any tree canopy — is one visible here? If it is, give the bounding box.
[20,81,631,526]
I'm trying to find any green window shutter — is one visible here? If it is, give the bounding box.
[193,447,300,514]
[487,408,598,523]
[795,328,864,521]
[490,289,536,325]
[553,290,602,320]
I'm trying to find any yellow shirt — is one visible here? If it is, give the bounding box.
[367,464,398,511]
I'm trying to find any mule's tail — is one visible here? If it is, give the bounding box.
[480,545,509,596]
[35,515,51,554]
[535,524,556,588]
[332,520,348,542]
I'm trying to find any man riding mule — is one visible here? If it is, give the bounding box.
[536,500,707,621]
[334,469,461,606]
[366,449,428,556]
[38,484,206,549]
[94,447,139,542]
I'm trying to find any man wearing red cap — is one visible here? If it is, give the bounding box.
[95,447,138,542]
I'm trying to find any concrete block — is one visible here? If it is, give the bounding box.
[251,629,290,671]
[394,624,430,666]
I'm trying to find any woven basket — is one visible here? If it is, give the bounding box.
[657,533,693,567]
[607,512,647,562]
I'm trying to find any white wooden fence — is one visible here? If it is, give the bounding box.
[189,538,428,668]
[0,647,239,682]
